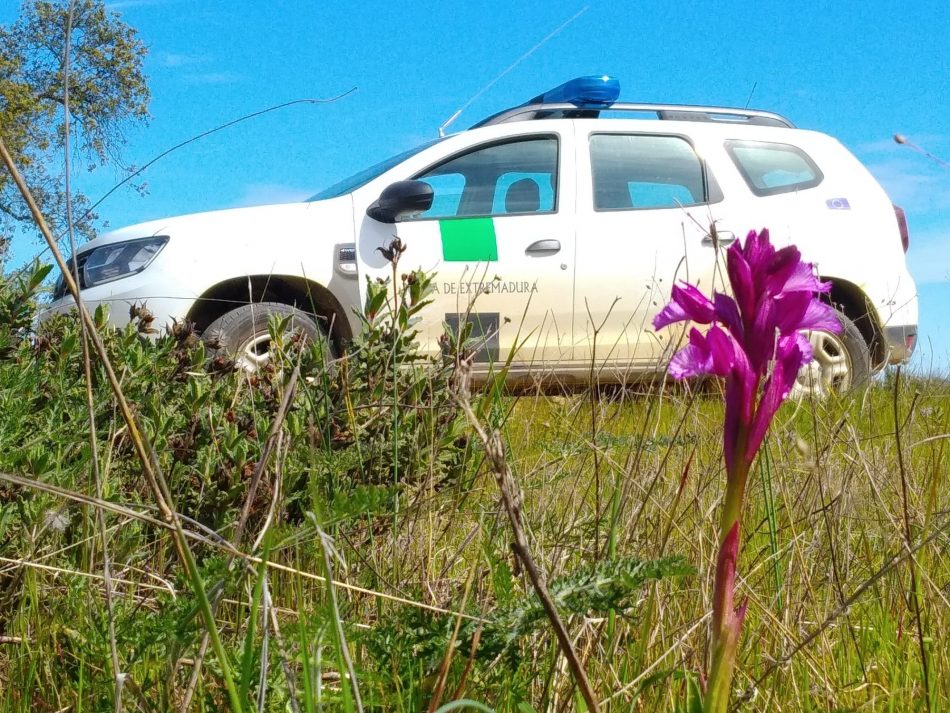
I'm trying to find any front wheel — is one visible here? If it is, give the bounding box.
[791,307,871,399]
[202,302,328,371]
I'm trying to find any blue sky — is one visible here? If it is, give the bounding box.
[3,0,949,371]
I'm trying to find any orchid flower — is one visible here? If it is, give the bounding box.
[653,228,841,713]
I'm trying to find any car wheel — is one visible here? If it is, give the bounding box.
[202,302,328,371]
[791,308,870,399]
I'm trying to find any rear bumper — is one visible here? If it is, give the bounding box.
[882,324,917,364]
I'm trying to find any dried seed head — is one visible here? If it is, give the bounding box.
[43,509,70,532]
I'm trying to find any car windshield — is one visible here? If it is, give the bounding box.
[308,138,444,201]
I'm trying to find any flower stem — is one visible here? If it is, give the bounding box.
[705,521,746,713]
[719,434,750,541]
[706,428,750,713]
[705,603,744,713]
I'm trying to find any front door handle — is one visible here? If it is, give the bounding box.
[525,239,561,256]
[701,230,737,248]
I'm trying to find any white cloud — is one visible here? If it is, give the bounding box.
[155,52,204,68]
[864,156,950,213]
[855,137,906,155]
[906,229,950,285]
[230,184,312,208]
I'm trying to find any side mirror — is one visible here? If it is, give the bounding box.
[366,180,434,224]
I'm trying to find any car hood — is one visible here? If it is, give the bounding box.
[75,197,351,254]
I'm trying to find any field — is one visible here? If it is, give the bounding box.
[0,264,946,712]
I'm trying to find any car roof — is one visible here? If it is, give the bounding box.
[465,75,795,133]
[472,102,794,130]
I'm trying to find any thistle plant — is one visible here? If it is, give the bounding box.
[652,228,841,713]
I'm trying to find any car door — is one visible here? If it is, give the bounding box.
[356,131,576,370]
[572,126,730,375]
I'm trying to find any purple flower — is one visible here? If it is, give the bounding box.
[653,282,717,329]
[653,228,840,445]
[652,228,840,713]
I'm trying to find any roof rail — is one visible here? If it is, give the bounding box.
[472,102,795,129]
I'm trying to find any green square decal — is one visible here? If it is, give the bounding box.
[439,218,498,262]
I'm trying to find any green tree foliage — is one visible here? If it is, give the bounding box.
[0,0,149,251]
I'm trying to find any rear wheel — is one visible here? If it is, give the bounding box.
[791,308,870,399]
[202,302,328,371]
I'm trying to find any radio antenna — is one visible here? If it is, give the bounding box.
[438,5,589,137]
[744,81,758,109]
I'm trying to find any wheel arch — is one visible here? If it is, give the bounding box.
[186,274,353,353]
[820,276,887,369]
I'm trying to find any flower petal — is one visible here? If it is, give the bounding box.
[773,291,814,333]
[668,328,713,379]
[740,228,775,279]
[764,245,804,296]
[745,334,808,461]
[706,324,737,376]
[722,342,756,474]
[747,295,779,373]
[798,299,842,333]
[781,261,830,294]
[652,282,716,330]
[726,244,756,323]
[794,330,814,364]
[714,293,744,339]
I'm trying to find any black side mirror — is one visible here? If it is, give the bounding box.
[366,180,434,224]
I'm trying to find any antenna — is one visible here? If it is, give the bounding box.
[744,81,758,109]
[438,5,589,137]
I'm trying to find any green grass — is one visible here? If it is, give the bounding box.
[0,267,947,711]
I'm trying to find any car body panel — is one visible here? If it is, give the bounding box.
[41,92,920,380]
[44,197,356,327]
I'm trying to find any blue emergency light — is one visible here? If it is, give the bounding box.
[467,74,622,130]
[529,75,620,107]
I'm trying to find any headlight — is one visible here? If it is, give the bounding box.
[82,236,169,288]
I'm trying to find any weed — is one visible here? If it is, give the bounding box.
[0,262,944,712]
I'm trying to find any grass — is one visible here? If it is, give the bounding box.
[0,268,946,711]
[496,379,948,710]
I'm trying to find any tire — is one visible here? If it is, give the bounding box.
[202,302,328,371]
[791,307,871,399]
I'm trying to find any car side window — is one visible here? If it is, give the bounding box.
[411,136,558,220]
[725,140,823,196]
[590,134,716,211]
[422,173,466,216]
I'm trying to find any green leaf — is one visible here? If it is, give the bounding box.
[685,674,703,713]
[672,671,704,713]
[238,535,271,702]
[1,1,149,240]
[364,278,389,319]
[27,262,53,291]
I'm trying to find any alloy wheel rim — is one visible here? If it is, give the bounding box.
[236,333,273,372]
[791,329,853,399]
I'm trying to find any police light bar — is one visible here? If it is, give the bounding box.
[529,75,620,107]
[468,75,623,130]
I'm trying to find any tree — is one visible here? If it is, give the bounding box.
[0,0,149,252]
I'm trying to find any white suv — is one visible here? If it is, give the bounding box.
[45,76,918,391]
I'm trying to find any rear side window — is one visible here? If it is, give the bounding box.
[589,134,719,211]
[725,140,823,196]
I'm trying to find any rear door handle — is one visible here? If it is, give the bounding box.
[701,230,737,247]
[525,239,561,256]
